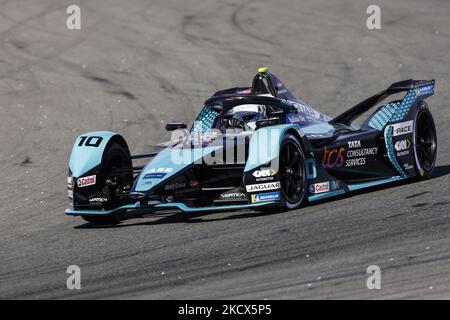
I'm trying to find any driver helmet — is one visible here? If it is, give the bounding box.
[227,104,266,130]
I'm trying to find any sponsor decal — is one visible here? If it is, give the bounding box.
[348,140,361,148]
[395,139,410,151]
[322,147,345,168]
[392,121,413,137]
[346,148,378,157]
[395,139,411,156]
[345,147,378,167]
[287,114,306,124]
[309,181,340,194]
[252,168,277,181]
[164,182,186,190]
[144,173,167,179]
[323,142,378,168]
[251,191,281,203]
[246,182,281,192]
[77,175,96,188]
[219,192,246,200]
[293,102,321,120]
[346,158,366,166]
[344,140,378,167]
[403,163,414,170]
[416,84,433,96]
[310,182,330,194]
[89,197,107,203]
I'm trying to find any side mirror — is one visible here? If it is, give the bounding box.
[165,123,187,131]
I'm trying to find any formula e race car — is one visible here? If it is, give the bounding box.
[66,68,437,224]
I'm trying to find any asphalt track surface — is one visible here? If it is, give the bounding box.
[0,0,449,299]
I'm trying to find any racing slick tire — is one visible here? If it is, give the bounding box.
[81,142,132,225]
[278,133,307,210]
[413,104,437,180]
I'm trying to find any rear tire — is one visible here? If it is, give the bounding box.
[413,107,437,179]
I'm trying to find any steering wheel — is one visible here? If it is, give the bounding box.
[221,113,247,130]
[227,115,246,130]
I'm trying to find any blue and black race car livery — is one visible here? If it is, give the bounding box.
[65,68,437,224]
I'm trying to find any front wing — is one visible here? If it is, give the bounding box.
[65,201,277,216]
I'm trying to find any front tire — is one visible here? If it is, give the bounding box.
[101,143,133,210]
[278,134,307,209]
[78,142,132,225]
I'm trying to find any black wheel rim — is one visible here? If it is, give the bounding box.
[279,141,305,203]
[416,112,437,171]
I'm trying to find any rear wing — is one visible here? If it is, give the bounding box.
[330,79,435,126]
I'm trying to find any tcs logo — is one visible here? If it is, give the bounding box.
[322,147,345,168]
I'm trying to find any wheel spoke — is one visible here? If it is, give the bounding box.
[285,179,290,194]
[285,144,291,165]
[418,146,426,162]
[279,140,306,204]
[287,177,298,193]
[287,176,295,186]
[288,151,298,168]
[280,156,286,167]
